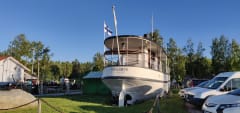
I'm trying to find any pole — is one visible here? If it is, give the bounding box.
[112,5,121,65]
[150,14,153,69]
[152,14,154,37]
[32,48,34,74]
[111,38,114,65]
[103,21,106,67]
[37,59,40,94]
[150,41,151,68]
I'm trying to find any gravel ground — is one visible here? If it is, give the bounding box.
[0,89,37,109]
[185,102,202,113]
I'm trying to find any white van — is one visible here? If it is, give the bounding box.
[186,72,240,106]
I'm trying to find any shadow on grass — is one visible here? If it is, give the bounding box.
[41,94,113,113]
[43,94,111,104]
[41,93,187,113]
[43,94,153,113]
[77,100,153,113]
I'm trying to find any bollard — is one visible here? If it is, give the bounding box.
[38,99,41,113]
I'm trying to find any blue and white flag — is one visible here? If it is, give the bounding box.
[104,22,112,36]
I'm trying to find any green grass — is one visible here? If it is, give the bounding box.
[0,91,187,113]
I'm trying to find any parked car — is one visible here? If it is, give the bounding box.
[202,88,240,113]
[178,80,208,98]
[191,79,208,87]
[185,72,240,106]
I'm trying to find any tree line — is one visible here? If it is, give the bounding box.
[149,30,240,82]
[0,34,103,82]
[1,32,240,82]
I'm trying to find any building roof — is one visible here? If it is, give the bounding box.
[83,71,102,79]
[0,56,8,61]
[24,72,38,80]
[0,56,30,72]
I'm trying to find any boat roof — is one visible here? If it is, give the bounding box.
[104,35,167,56]
[83,71,102,79]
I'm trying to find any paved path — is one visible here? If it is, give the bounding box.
[35,90,82,97]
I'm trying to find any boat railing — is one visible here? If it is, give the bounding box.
[126,57,139,66]
[105,58,139,67]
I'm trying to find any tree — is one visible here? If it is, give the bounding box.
[174,50,186,82]
[7,34,32,65]
[50,64,60,80]
[39,47,51,79]
[92,52,104,71]
[183,39,195,58]
[80,62,92,77]
[194,42,211,78]
[183,38,195,77]
[229,39,240,71]
[193,57,211,78]
[6,34,52,81]
[70,59,81,78]
[211,35,231,74]
[167,38,186,81]
[149,29,164,47]
[31,41,51,80]
[61,61,72,78]
[196,42,205,58]
[167,38,178,79]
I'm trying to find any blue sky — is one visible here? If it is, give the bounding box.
[1,0,240,62]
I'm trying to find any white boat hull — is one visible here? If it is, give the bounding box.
[102,66,170,105]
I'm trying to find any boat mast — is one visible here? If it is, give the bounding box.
[149,14,154,68]
[152,13,154,37]
[112,5,121,65]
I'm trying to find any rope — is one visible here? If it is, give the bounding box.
[40,98,64,113]
[0,98,64,113]
[0,99,38,110]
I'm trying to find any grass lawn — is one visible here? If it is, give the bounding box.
[0,90,187,113]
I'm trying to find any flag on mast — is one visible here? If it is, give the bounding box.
[104,22,112,36]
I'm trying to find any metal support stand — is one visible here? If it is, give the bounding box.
[118,90,125,107]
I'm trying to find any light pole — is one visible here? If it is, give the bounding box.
[31,48,35,74]
[37,57,41,94]
[32,48,41,94]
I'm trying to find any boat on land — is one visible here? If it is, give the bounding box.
[102,35,170,106]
